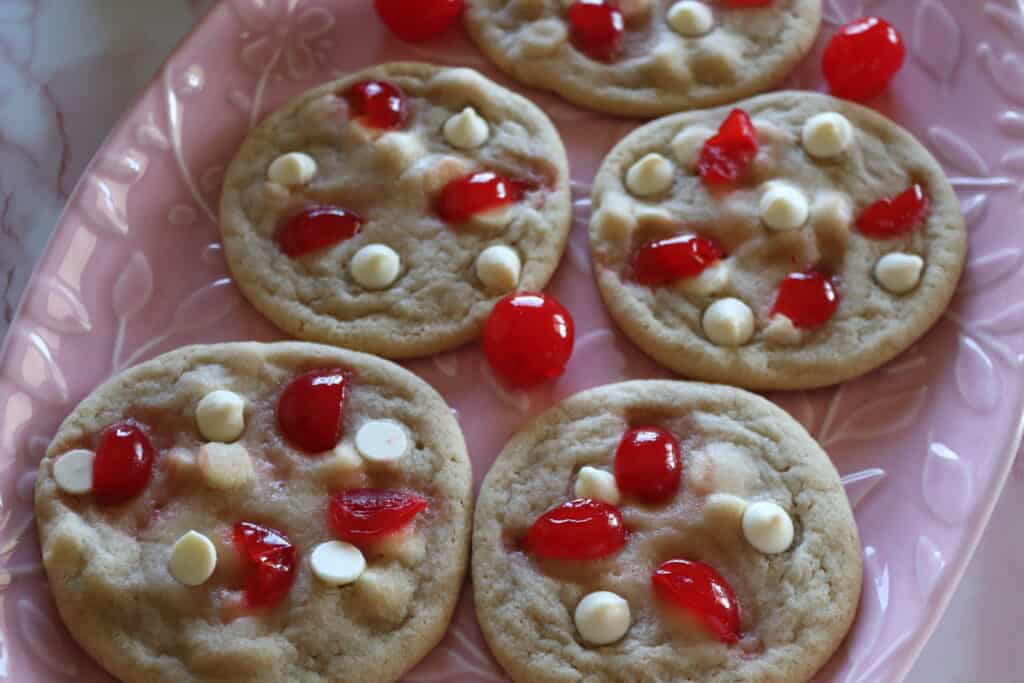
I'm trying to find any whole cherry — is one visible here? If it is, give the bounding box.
[525,498,627,560]
[483,292,575,389]
[823,16,905,101]
[375,0,465,43]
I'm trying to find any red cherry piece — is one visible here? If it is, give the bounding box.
[277,369,348,454]
[275,206,362,257]
[698,109,759,188]
[856,184,929,239]
[567,0,625,63]
[632,234,723,286]
[436,171,526,224]
[723,0,772,5]
[232,522,297,608]
[328,489,429,546]
[345,80,407,130]
[374,0,465,42]
[771,270,840,329]
[525,498,627,560]
[92,421,155,505]
[483,292,575,389]
[652,559,741,644]
[614,427,682,503]
[823,16,905,101]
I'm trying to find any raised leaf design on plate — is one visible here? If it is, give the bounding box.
[9,328,70,405]
[96,148,148,184]
[776,390,816,434]
[928,126,988,175]
[955,336,999,413]
[985,1,1024,44]
[479,360,530,414]
[922,441,972,524]
[556,329,628,398]
[960,194,989,228]
[977,43,1024,105]
[998,111,1024,137]
[406,625,505,682]
[83,177,130,236]
[913,1,962,82]
[175,64,205,96]
[167,278,239,333]
[433,352,458,378]
[849,632,913,683]
[228,89,252,113]
[168,204,198,225]
[915,534,946,599]
[977,301,1024,334]
[1002,149,1024,173]
[566,193,593,277]
[822,0,864,25]
[820,387,928,447]
[135,112,170,149]
[842,468,886,510]
[960,247,1022,295]
[16,598,80,677]
[112,251,154,319]
[27,276,92,334]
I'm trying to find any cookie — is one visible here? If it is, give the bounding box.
[473,380,861,683]
[220,62,571,359]
[463,0,822,117]
[35,341,472,683]
[589,91,967,390]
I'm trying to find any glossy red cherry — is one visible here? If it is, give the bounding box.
[345,80,408,130]
[823,17,905,101]
[525,499,627,560]
[856,184,929,239]
[614,427,682,503]
[771,270,840,329]
[233,522,297,608]
[632,234,723,286]
[436,171,526,224]
[698,109,759,188]
[328,489,429,546]
[652,559,741,644]
[277,369,348,454]
[483,292,575,389]
[723,0,772,5]
[275,206,362,257]
[92,421,155,505]
[374,0,465,42]
[567,0,625,63]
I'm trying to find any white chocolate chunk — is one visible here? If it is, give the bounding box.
[670,125,713,170]
[702,298,755,347]
[667,1,714,37]
[574,466,621,505]
[354,566,415,624]
[802,112,854,160]
[350,244,401,290]
[704,493,749,529]
[169,530,218,587]
[198,442,255,491]
[476,245,522,292]
[742,501,795,554]
[625,153,675,198]
[267,152,317,187]
[811,191,852,241]
[595,192,637,243]
[678,261,730,296]
[311,541,366,586]
[355,420,410,463]
[376,132,428,170]
[574,591,632,646]
[875,252,924,295]
[443,107,489,150]
[763,314,803,345]
[195,390,246,443]
[54,449,95,495]
[760,182,809,231]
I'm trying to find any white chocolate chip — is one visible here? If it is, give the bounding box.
[811,191,852,244]
[763,314,803,345]
[198,442,255,491]
[574,466,621,505]
[350,244,401,290]
[670,126,713,170]
[169,530,218,587]
[574,591,632,646]
[354,566,415,624]
[875,252,924,295]
[476,245,522,292]
[704,493,749,529]
[371,526,427,565]
[195,390,246,443]
[376,132,428,170]
[742,501,794,554]
[802,112,854,160]
[760,182,809,231]
[355,420,410,464]
[625,153,675,198]
[751,117,796,144]
[667,1,714,37]
[443,107,490,150]
[311,541,366,586]
[53,449,95,495]
[677,261,730,296]
[267,152,317,187]
[595,192,637,243]
[702,298,755,347]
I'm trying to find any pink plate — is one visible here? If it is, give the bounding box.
[2,1,1023,681]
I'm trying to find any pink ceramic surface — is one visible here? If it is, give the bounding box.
[0,0,1022,681]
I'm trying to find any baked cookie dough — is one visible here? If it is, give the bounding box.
[220,62,571,359]
[473,380,861,683]
[464,0,823,117]
[589,91,967,390]
[35,341,472,683]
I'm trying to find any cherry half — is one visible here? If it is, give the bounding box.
[277,369,348,454]
[698,109,759,188]
[436,171,526,225]
[525,498,627,561]
[483,292,575,389]
[345,80,408,130]
[374,0,465,42]
[856,184,929,239]
[92,421,155,505]
[632,234,723,286]
[723,0,772,5]
[614,427,682,503]
[823,16,905,101]
[275,206,363,257]
[233,522,297,608]
[567,0,625,63]
[770,270,840,329]
[328,489,429,547]
[652,559,741,644]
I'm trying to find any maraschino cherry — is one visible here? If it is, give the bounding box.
[698,109,759,188]
[328,489,429,547]
[345,80,408,130]
[724,0,772,5]
[823,17,905,101]
[436,171,526,224]
[92,421,155,505]
[632,234,723,286]
[233,522,297,608]
[771,270,839,329]
[856,184,929,239]
[483,292,575,388]
[652,559,741,644]
[275,207,362,257]
[614,427,682,503]
[525,498,627,560]
[277,369,348,454]
[375,0,465,42]
[567,0,625,63]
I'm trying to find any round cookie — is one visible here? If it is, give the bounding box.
[220,62,571,359]
[473,380,861,683]
[589,91,967,390]
[35,341,472,683]
[463,0,822,117]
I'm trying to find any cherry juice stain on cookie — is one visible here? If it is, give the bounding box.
[92,421,155,505]
[824,16,905,101]
[525,498,627,560]
[328,488,429,547]
[345,80,408,130]
[652,559,741,644]
[483,292,575,388]
[771,270,840,329]
[698,109,759,188]
[233,521,298,608]
[632,234,723,286]
[614,426,682,502]
[277,369,348,454]
[856,184,929,239]
[275,207,363,257]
